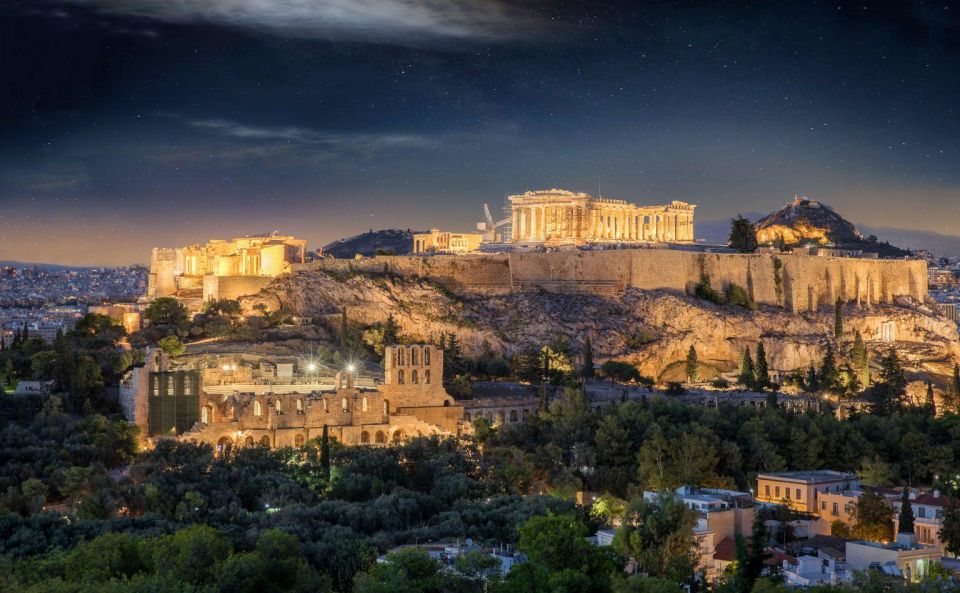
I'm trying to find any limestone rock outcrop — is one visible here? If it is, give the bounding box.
[242,267,959,386]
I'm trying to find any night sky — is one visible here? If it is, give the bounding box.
[2,0,960,266]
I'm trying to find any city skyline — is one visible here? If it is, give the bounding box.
[3,0,960,266]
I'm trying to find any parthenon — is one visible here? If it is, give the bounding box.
[509,189,696,245]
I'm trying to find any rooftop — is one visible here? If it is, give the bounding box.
[758,470,857,484]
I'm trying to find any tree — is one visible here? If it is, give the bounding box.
[382,314,400,347]
[320,424,330,478]
[857,455,896,488]
[754,342,769,389]
[143,297,189,327]
[834,297,843,340]
[443,333,466,380]
[941,496,960,557]
[850,331,869,388]
[898,487,914,534]
[512,513,618,593]
[601,360,641,384]
[738,347,754,387]
[851,490,894,542]
[728,214,758,253]
[158,335,186,358]
[581,336,595,380]
[340,308,349,353]
[685,345,699,383]
[818,342,838,391]
[613,495,698,582]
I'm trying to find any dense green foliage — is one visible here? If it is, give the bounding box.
[728,215,758,253]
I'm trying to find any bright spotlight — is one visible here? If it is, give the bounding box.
[307,363,317,372]
[346,364,356,373]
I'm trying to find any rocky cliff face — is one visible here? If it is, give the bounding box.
[242,268,959,385]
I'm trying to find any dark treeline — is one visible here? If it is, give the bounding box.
[3,387,960,592]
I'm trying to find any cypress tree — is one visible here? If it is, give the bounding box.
[382,314,400,347]
[339,308,348,353]
[850,331,869,387]
[898,487,915,534]
[754,342,769,389]
[444,333,465,380]
[834,297,843,340]
[949,363,960,413]
[320,424,330,477]
[738,346,755,387]
[686,344,699,383]
[581,336,595,379]
[926,382,936,416]
[805,365,819,392]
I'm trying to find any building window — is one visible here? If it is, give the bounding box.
[822,501,827,510]
[832,503,839,516]
[775,486,780,498]
[200,406,209,424]
[796,488,802,500]
[397,370,405,384]
[361,431,370,443]
[424,348,430,365]
[275,399,282,414]
[296,399,304,415]
[918,507,926,519]
[411,370,419,384]
[341,397,348,412]
[786,489,791,499]
[167,380,174,396]
[294,434,305,447]
[398,349,405,366]
[375,431,386,444]
[362,397,368,412]
[254,401,262,417]
[383,400,390,415]
[184,380,192,395]
[765,485,770,497]
[412,348,418,365]
[152,381,159,396]
[322,398,328,413]
[424,369,430,384]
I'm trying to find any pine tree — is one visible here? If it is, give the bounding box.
[581,336,595,380]
[898,487,915,534]
[444,332,465,380]
[834,297,843,340]
[686,344,699,383]
[738,346,755,387]
[926,382,936,416]
[878,351,907,396]
[320,424,330,477]
[382,314,400,347]
[728,214,758,253]
[850,331,869,388]
[754,342,769,390]
[819,342,838,390]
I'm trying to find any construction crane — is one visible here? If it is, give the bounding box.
[476,203,512,243]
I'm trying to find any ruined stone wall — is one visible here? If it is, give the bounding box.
[300,250,927,310]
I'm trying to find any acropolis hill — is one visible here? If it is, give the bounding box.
[239,249,958,395]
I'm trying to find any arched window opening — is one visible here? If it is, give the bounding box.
[383,399,390,415]
[398,348,405,366]
[361,431,370,443]
[296,399,304,415]
[509,410,518,422]
[244,436,254,447]
[424,348,430,365]
[392,429,405,443]
[294,434,305,447]
[362,396,368,412]
[424,370,431,384]
[341,397,348,412]
[375,431,387,444]
[253,400,263,417]
[259,435,271,447]
[216,437,232,456]
[200,406,209,424]
[275,399,282,414]
[397,369,405,384]
[322,398,328,413]
[411,348,418,365]
[411,370,419,384]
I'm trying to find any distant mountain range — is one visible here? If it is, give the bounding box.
[0,260,94,271]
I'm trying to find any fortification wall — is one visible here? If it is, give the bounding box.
[301,250,926,311]
[203,275,275,302]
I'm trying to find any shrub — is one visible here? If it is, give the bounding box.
[664,382,686,395]
[694,276,723,305]
[725,283,757,310]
